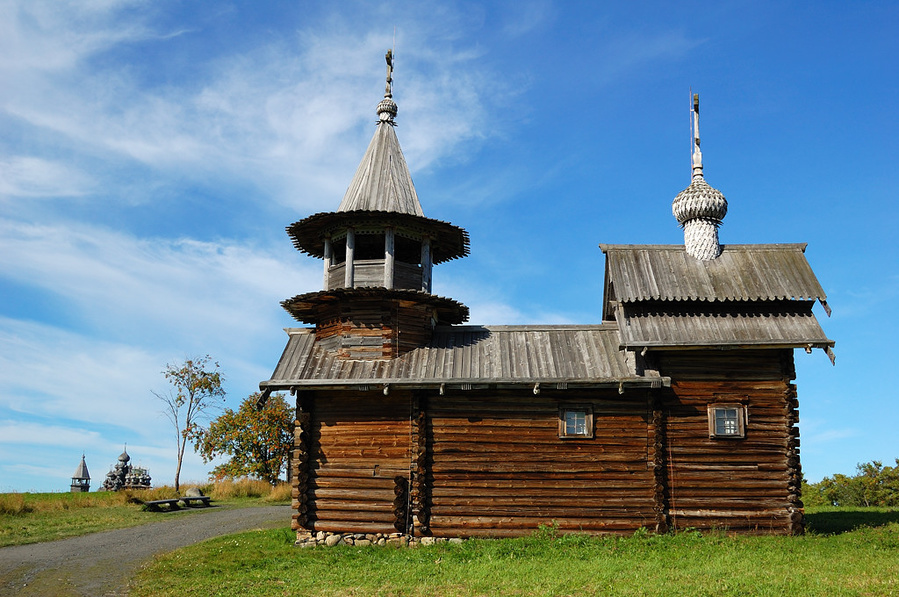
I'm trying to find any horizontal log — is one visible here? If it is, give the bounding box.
[425,526,639,538]
[311,477,403,489]
[311,521,398,534]
[314,448,411,459]
[313,465,410,478]
[669,499,791,509]
[312,509,397,523]
[310,488,397,501]
[425,474,653,487]
[431,453,647,464]
[428,515,655,531]
[670,508,792,519]
[430,486,653,498]
[431,505,655,519]
[430,462,649,474]
[312,499,398,512]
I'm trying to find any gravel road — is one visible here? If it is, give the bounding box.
[0,504,291,596]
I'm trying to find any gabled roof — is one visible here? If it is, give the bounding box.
[601,244,828,307]
[338,122,424,215]
[601,244,834,359]
[261,325,668,391]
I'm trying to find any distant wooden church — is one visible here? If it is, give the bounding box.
[260,54,833,539]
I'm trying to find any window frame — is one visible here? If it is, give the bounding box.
[707,403,747,439]
[558,405,594,439]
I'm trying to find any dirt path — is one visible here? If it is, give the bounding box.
[0,504,291,596]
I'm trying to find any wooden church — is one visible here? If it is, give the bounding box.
[259,54,834,539]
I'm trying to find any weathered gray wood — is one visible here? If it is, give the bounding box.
[322,237,332,289]
[344,228,355,287]
[384,227,395,288]
[421,236,432,293]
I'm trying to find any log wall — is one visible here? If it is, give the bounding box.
[426,390,656,537]
[290,349,803,538]
[311,297,435,359]
[302,391,413,535]
[657,349,803,534]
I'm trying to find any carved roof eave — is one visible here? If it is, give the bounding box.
[287,210,470,264]
[281,287,470,325]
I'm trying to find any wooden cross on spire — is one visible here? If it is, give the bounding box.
[384,49,394,98]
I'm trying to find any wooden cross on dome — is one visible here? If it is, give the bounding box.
[384,49,394,98]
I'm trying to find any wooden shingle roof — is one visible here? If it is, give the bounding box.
[338,122,423,215]
[261,325,667,391]
[601,244,834,358]
[600,244,828,305]
[286,119,469,263]
[615,300,833,350]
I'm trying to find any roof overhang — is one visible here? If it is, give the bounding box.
[288,210,469,264]
[260,376,670,393]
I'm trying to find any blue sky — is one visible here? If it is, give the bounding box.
[1,0,896,492]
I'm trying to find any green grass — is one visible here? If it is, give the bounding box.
[0,491,156,547]
[0,482,291,547]
[130,509,899,597]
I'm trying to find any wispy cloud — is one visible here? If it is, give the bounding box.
[0,156,95,198]
[0,1,512,216]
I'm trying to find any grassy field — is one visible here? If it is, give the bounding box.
[0,479,290,547]
[127,508,899,597]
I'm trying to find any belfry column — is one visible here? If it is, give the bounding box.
[345,228,355,287]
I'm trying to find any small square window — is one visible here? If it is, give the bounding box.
[708,404,746,439]
[559,406,593,439]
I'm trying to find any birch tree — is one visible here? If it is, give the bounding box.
[154,355,225,491]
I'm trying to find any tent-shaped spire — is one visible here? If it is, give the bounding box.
[72,454,90,480]
[337,122,424,215]
[337,50,424,216]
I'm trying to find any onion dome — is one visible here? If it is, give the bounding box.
[672,93,727,261]
[118,448,130,463]
[377,97,398,122]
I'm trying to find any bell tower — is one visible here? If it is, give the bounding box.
[70,453,90,493]
[282,51,469,359]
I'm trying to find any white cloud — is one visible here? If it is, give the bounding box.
[0,156,94,198]
[0,218,317,344]
[0,1,512,215]
[0,421,105,447]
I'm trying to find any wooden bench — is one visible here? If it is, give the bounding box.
[180,496,212,507]
[143,498,180,512]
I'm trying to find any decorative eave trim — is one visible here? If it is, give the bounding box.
[260,376,671,392]
[288,210,469,264]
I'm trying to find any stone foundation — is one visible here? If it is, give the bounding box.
[296,531,464,548]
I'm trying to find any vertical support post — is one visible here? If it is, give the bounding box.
[322,237,332,289]
[344,228,355,288]
[421,236,432,293]
[384,227,395,289]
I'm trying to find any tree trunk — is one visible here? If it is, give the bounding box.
[174,435,187,492]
